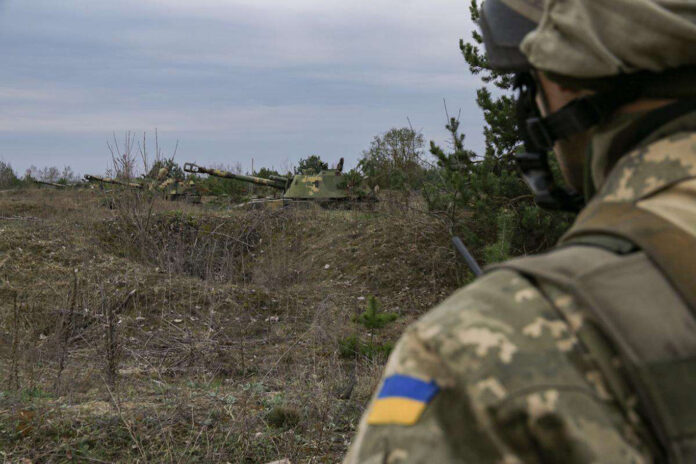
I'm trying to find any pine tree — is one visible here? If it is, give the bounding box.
[426,0,572,265]
[295,155,328,174]
[356,296,397,330]
[339,296,398,359]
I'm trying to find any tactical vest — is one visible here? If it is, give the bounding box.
[495,200,696,463]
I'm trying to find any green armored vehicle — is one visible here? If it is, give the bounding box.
[183,158,374,208]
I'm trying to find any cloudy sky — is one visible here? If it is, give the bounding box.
[0,0,483,176]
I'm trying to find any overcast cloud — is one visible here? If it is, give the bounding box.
[0,0,483,175]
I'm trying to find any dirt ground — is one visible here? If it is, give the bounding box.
[0,187,467,463]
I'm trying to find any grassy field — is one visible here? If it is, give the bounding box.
[0,187,466,463]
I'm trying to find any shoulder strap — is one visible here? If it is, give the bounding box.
[562,201,696,314]
[495,245,696,463]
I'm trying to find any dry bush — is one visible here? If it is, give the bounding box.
[107,131,138,180]
[97,190,279,282]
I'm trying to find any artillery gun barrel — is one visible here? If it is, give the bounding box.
[269,175,290,183]
[84,174,144,189]
[183,163,287,190]
[34,180,66,188]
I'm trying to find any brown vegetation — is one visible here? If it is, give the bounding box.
[0,187,465,463]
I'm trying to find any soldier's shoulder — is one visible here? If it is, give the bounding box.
[601,130,696,202]
[414,267,548,343]
[407,259,592,387]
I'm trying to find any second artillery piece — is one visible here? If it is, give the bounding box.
[33,180,69,189]
[84,174,144,190]
[84,174,201,203]
[183,158,374,208]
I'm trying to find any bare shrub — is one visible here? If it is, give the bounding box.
[138,129,180,178]
[107,131,138,180]
[98,191,297,283]
[6,289,20,390]
[54,270,78,390]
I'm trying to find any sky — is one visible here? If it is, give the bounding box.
[0,0,484,176]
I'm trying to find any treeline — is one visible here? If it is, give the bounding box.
[0,161,81,188]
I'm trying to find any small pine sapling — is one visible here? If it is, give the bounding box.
[356,296,397,329]
[355,296,398,355]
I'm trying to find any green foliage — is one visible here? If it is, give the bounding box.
[189,166,281,200]
[337,168,366,194]
[356,295,397,329]
[20,387,53,401]
[266,405,300,429]
[424,0,573,264]
[0,161,22,188]
[255,167,281,179]
[338,335,394,359]
[206,177,245,197]
[341,296,397,360]
[0,162,80,189]
[185,164,280,200]
[358,127,427,190]
[482,209,514,263]
[295,155,328,174]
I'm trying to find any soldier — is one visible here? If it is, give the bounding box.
[344,0,696,462]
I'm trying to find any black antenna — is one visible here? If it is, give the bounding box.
[452,236,483,277]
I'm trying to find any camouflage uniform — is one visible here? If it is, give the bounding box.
[344,107,696,463]
[344,0,696,459]
[344,0,696,453]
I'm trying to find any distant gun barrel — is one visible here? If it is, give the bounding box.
[183,163,287,190]
[269,175,291,183]
[34,180,67,188]
[84,174,144,189]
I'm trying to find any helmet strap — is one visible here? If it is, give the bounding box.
[513,72,640,212]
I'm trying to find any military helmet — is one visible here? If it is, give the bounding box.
[478,0,696,211]
[480,0,696,90]
[479,0,540,73]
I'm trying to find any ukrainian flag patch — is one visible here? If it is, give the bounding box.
[367,374,440,425]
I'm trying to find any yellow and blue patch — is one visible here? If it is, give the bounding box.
[367,374,440,426]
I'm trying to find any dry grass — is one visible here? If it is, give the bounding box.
[0,187,465,463]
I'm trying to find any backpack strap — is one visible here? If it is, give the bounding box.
[561,201,696,315]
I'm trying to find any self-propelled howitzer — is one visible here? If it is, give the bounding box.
[184,158,374,208]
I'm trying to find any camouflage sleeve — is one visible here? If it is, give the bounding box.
[343,270,651,464]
